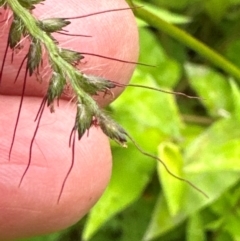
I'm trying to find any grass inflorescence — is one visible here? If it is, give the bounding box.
[0,0,207,203]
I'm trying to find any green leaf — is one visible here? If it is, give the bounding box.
[111,69,183,152]
[138,28,182,88]
[143,195,185,241]
[205,218,225,231]
[181,118,240,213]
[180,124,206,149]
[204,0,230,22]
[186,63,233,117]
[230,79,240,120]
[185,118,240,172]
[157,142,185,216]
[143,173,240,240]
[135,2,191,24]
[225,40,240,68]
[143,117,240,240]
[186,214,206,241]
[224,214,240,239]
[136,17,149,27]
[208,185,240,239]
[147,0,194,10]
[82,146,155,240]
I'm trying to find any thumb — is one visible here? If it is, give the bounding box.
[0,0,138,240]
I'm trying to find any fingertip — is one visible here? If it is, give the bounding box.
[0,0,139,106]
[0,96,112,240]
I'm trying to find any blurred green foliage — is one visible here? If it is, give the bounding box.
[20,0,240,240]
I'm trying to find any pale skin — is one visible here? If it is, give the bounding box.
[0,0,139,240]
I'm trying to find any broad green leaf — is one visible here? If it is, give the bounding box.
[138,28,182,88]
[225,40,240,68]
[185,139,240,172]
[181,118,240,213]
[84,183,157,241]
[149,0,198,10]
[210,232,233,241]
[144,171,240,240]
[180,124,206,149]
[224,214,240,239]
[186,214,206,241]
[112,193,157,241]
[205,218,225,231]
[206,186,240,239]
[185,118,240,172]
[82,146,155,240]
[208,184,240,239]
[134,2,191,24]
[157,142,185,216]
[143,117,240,240]
[136,17,148,27]
[111,69,183,151]
[182,172,240,214]
[210,185,240,216]
[230,79,240,120]
[204,0,230,22]
[185,63,233,117]
[143,195,185,241]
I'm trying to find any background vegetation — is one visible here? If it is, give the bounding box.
[19,0,240,240]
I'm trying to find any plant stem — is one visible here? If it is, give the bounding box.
[6,0,98,110]
[127,0,240,82]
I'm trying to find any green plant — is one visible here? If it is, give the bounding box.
[2,0,240,241]
[83,1,240,240]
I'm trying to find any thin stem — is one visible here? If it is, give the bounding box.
[57,127,76,203]
[9,65,28,160]
[14,54,27,83]
[112,81,201,99]
[64,6,142,20]
[126,133,209,198]
[182,114,213,126]
[56,31,91,38]
[19,96,47,187]
[7,0,100,113]
[0,42,9,84]
[127,0,240,82]
[80,52,154,67]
